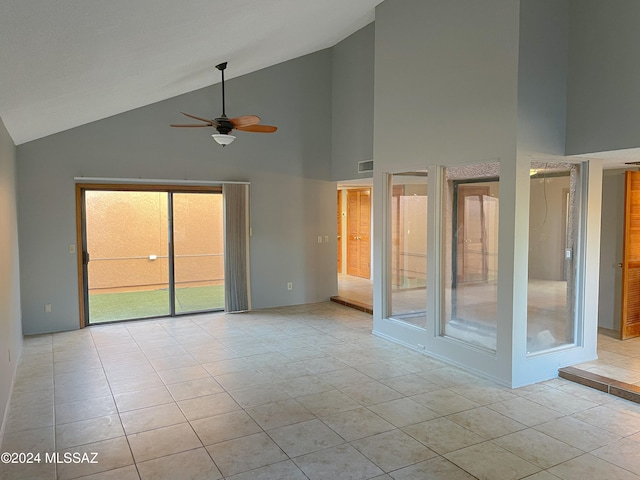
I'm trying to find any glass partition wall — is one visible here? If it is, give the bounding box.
[388,172,428,327]
[376,159,594,387]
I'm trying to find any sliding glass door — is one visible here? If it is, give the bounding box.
[173,193,225,314]
[81,187,223,324]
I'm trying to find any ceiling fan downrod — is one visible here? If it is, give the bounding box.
[216,62,227,118]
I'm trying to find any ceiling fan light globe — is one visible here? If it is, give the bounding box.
[212,134,236,146]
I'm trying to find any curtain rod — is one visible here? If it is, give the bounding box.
[73,177,250,186]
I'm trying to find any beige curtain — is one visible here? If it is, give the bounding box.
[223,183,251,312]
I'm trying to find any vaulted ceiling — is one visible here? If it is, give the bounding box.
[0,0,383,145]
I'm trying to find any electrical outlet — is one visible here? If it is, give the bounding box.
[317,236,322,244]
[45,304,52,313]
[69,244,76,253]
[324,235,329,243]
[287,282,293,290]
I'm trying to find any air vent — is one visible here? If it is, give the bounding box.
[358,160,374,173]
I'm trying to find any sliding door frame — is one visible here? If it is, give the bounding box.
[75,183,223,328]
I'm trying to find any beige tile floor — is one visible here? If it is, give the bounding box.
[3,302,640,479]
[338,273,373,307]
[574,330,640,386]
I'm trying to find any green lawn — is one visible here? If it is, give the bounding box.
[89,285,225,323]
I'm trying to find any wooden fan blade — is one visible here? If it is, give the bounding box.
[235,124,278,133]
[170,123,214,127]
[229,115,260,128]
[181,112,218,126]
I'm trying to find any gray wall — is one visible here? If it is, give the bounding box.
[17,51,338,334]
[372,0,521,385]
[331,22,375,181]
[517,0,568,156]
[598,170,625,331]
[566,0,640,155]
[373,0,519,172]
[0,116,22,434]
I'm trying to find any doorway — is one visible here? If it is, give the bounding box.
[336,186,373,309]
[77,185,224,324]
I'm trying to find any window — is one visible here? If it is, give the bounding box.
[527,162,582,353]
[441,163,500,351]
[388,172,428,327]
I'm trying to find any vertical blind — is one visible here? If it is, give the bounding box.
[223,183,251,312]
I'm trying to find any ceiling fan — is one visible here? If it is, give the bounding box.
[171,62,277,146]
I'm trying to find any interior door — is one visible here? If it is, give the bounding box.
[457,186,490,283]
[621,171,640,339]
[346,188,371,279]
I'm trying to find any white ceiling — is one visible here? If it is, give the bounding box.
[0,0,383,145]
[1,1,637,169]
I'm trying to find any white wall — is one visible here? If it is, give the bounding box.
[16,51,338,334]
[0,116,22,436]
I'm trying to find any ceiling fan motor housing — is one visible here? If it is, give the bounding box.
[215,118,233,135]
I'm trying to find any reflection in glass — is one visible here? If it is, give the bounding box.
[441,163,500,351]
[389,173,428,327]
[527,163,580,353]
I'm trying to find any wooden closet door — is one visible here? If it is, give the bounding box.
[337,190,343,273]
[346,189,371,279]
[621,171,640,339]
